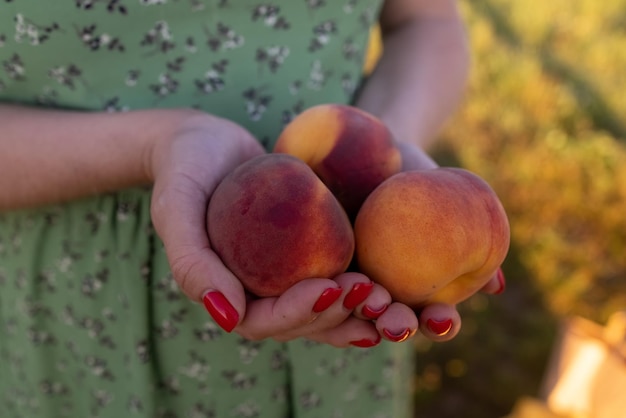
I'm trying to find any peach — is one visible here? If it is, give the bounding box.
[354,168,510,308]
[274,104,402,219]
[207,153,355,297]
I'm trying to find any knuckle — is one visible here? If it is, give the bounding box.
[237,328,268,342]
[168,251,204,298]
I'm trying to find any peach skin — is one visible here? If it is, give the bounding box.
[354,167,510,308]
[207,154,355,297]
[273,104,402,219]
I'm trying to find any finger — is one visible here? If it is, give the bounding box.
[302,316,382,348]
[149,130,265,334]
[333,272,377,312]
[275,272,375,340]
[348,280,391,321]
[480,267,506,295]
[374,302,419,342]
[235,278,343,341]
[418,303,461,342]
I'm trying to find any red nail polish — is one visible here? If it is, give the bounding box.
[312,287,343,313]
[202,291,239,333]
[383,328,414,342]
[362,304,388,320]
[494,268,506,295]
[350,334,381,348]
[426,318,453,336]
[343,282,374,310]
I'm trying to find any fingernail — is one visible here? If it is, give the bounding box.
[362,304,388,320]
[343,282,374,310]
[494,268,506,295]
[350,334,381,348]
[383,328,414,343]
[426,318,453,336]
[312,287,343,313]
[202,291,239,333]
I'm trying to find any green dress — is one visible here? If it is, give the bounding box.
[0,2,414,417]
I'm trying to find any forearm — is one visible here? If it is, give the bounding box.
[0,105,203,210]
[356,5,470,150]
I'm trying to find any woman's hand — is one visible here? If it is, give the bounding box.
[391,141,506,342]
[147,114,418,347]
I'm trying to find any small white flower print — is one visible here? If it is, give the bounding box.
[308,60,332,90]
[125,70,140,86]
[40,380,69,395]
[139,0,167,5]
[156,319,179,339]
[222,370,257,390]
[141,21,175,54]
[300,390,322,409]
[14,14,60,45]
[309,20,338,51]
[3,54,25,80]
[341,73,357,96]
[256,45,290,73]
[195,61,227,94]
[92,389,114,408]
[179,361,210,381]
[48,64,83,90]
[243,87,272,121]
[232,401,260,418]
[150,73,179,98]
[251,5,290,29]
[203,23,244,51]
[343,0,357,14]
[305,0,326,10]
[194,321,222,342]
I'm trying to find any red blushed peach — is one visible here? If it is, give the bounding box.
[354,168,510,308]
[207,154,355,297]
[274,104,402,219]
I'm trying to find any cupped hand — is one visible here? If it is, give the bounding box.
[362,141,507,343]
[147,112,416,347]
[148,113,264,317]
[238,272,418,347]
[236,272,409,347]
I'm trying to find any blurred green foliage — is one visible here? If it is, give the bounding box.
[414,0,626,416]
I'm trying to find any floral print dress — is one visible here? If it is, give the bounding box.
[0,1,414,417]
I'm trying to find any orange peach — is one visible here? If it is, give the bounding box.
[354,168,510,308]
[207,154,355,297]
[274,104,402,219]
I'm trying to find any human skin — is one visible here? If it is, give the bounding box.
[0,0,499,344]
[355,0,504,341]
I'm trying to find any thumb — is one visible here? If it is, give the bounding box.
[170,247,246,333]
[151,173,246,333]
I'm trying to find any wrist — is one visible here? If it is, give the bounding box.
[141,108,214,183]
[396,141,438,171]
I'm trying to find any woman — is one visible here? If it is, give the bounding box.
[0,1,503,417]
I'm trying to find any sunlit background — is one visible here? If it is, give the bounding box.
[382,0,626,417]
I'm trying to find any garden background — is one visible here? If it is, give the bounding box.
[404,0,626,416]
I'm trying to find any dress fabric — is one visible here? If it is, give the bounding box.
[0,2,414,418]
